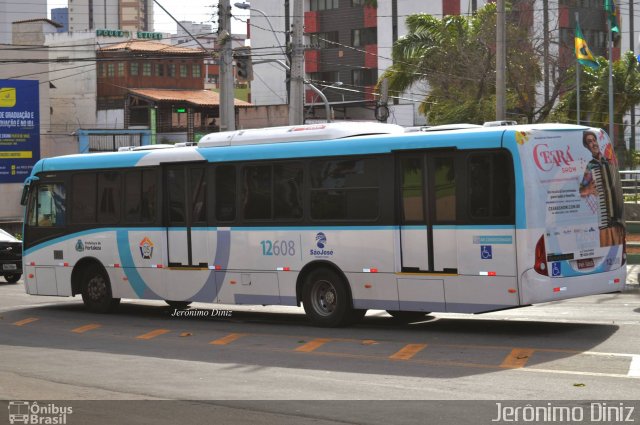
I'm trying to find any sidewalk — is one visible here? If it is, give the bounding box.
[626,264,640,285]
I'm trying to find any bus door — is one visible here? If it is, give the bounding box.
[398,152,458,273]
[164,163,209,267]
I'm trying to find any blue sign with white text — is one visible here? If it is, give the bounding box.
[0,80,40,183]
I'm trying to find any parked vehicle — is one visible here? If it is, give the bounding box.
[0,228,22,283]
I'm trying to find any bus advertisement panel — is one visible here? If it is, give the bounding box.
[517,128,624,277]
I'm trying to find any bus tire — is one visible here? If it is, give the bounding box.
[81,265,120,313]
[166,300,192,310]
[4,273,21,283]
[386,310,430,323]
[302,268,353,327]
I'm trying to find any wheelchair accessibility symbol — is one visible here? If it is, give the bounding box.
[480,245,492,259]
[551,261,562,277]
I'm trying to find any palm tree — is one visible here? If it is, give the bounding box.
[377,3,540,125]
[554,51,640,162]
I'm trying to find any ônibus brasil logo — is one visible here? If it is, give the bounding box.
[8,401,73,424]
[533,143,576,173]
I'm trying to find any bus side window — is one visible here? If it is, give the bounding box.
[467,152,514,222]
[216,165,236,222]
[71,173,97,223]
[243,165,272,220]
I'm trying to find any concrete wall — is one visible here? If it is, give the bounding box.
[246,0,290,106]
[46,32,100,148]
[0,0,46,44]
[238,105,289,129]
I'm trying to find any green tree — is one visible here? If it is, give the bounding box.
[553,52,640,155]
[377,3,541,125]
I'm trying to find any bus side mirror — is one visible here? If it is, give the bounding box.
[20,176,39,206]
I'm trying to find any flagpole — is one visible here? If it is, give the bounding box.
[576,12,581,125]
[608,15,614,140]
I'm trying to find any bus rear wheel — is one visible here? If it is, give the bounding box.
[303,268,355,327]
[386,310,430,323]
[81,265,120,313]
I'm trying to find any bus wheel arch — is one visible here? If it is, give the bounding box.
[72,258,120,313]
[297,261,365,327]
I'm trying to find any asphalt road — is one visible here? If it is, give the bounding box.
[0,276,639,424]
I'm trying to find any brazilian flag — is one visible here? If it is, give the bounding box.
[604,0,620,38]
[575,25,599,69]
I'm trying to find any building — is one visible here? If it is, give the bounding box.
[51,8,69,32]
[175,21,215,48]
[0,0,47,44]
[68,0,153,33]
[0,19,56,231]
[249,0,638,128]
[97,40,250,143]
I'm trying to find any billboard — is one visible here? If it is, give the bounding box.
[0,80,40,183]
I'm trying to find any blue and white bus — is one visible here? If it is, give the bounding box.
[20,122,626,326]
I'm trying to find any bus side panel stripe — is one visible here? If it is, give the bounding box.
[117,229,161,299]
[192,229,231,301]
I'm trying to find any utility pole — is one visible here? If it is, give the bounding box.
[630,0,636,152]
[289,0,304,125]
[218,0,236,131]
[543,0,549,104]
[495,0,506,120]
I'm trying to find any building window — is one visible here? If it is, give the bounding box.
[156,63,164,77]
[192,64,201,78]
[130,62,139,76]
[180,64,188,78]
[309,31,339,49]
[168,63,176,77]
[351,0,366,5]
[143,63,152,76]
[308,71,340,86]
[352,68,377,87]
[118,62,125,77]
[351,28,377,47]
[310,0,339,10]
[107,63,115,77]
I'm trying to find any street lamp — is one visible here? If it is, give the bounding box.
[234,2,288,63]
[306,82,343,122]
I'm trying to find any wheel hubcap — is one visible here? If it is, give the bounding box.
[87,276,106,301]
[311,279,337,316]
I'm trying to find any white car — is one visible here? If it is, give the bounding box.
[0,228,22,283]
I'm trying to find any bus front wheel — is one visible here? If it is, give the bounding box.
[81,265,120,313]
[302,268,355,327]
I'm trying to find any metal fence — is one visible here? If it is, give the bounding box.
[621,170,640,203]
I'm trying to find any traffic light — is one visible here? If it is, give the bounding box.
[233,47,253,82]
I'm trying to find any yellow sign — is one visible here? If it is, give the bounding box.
[0,151,32,159]
[0,88,16,108]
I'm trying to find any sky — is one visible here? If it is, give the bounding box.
[47,0,249,35]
